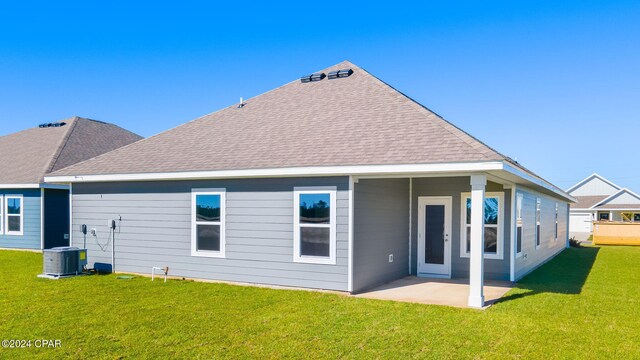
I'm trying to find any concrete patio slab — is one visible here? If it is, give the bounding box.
[354,276,513,309]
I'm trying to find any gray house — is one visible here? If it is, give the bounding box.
[46,61,573,308]
[0,116,142,250]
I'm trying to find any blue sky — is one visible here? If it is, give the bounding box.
[1,1,639,191]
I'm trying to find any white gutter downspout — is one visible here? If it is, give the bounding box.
[69,184,73,247]
[40,188,45,250]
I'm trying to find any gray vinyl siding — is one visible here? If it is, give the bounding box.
[0,188,41,249]
[353,178,409,293]
[411,177,511,281]
[514,187,568,280]
[71,177,350,291]
[43,189,70,249]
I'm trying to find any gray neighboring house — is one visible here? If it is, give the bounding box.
[46,61,574,308]
[567,173,640,240]
[0,116,142,250]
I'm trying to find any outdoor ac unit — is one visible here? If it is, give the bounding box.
[43,247,88,276]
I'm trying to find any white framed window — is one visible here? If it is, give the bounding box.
[634,213,640,222]
[554,203,559,241]
[535,198,541,248]
[460,192,504,260]
[293,187,337,265]
[191,189,226,258]
[516,193,523,258]
[5,195,23,236]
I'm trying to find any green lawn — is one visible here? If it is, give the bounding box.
[1,247,639,359]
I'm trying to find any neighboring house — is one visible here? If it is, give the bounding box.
[567,173,640,240]
[45,61,573,308]
[0,116,142,250]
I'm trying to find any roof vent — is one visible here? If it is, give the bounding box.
[38,122,67,128]
[310,72,326,81]
[300,73,326,83]
[328,69,354,79]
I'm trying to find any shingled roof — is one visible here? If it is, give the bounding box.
[50,61,523,179]
[0,116,142,184]
[571,196,609,209]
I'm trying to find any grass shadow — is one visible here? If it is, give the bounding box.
[496,247,599,304]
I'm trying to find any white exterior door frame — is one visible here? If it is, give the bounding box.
[417,196,452,278]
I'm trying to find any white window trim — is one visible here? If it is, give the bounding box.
[191,189,226,258]
[0,195,3,235]
[535,198,541,249]
[460,192,504,260]
[515,193,523,259]
[293,187,337,265]
[5,195,24,236]
[554,203,559,241]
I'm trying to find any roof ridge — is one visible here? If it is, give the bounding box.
[42,116,80,181]
[45,118,143,176]
[353,63,572,196]
[567,173,622,193]
[353,64,504,162]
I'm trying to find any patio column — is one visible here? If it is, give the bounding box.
[468,174,486,308]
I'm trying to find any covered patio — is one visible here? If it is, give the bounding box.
[352,170,571,309]
[353,174,515,308]
[354,276,513,309]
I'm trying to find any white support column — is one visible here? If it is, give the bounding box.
[468,174,486,308]
[507,184,516,282]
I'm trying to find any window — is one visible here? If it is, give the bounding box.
[461,192,504,260]
[535,198,541,248]
[516,193,523,257]
[635,213,640,222]
[598,212,610,221]
[554,203,559,241]
[191,190,225,257]
[5,195,23,236]
[293,188,337,264]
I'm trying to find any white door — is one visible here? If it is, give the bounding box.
[417,196,452,277]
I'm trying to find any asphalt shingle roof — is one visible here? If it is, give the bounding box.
[50,61,529,177]
[571,196,609,209]
[0,116,142,184]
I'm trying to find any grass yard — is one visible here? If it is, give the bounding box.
[1,246,639,359]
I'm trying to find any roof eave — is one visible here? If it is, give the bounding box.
[45,161,504,183]
[566,173,622,194]
[0,183,69,190]
[44,160,572,201]
[501,163,575,202]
